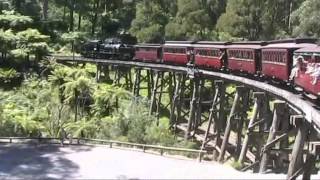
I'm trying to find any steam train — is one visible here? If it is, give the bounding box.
[81,38,320,99]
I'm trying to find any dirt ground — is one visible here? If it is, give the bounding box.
[0,144,318,179]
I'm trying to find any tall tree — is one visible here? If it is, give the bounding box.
[291,0,320,37]
[41,0,49,20]
[165,0,215,41]
[216,0,264,40]
[130,0,170,43]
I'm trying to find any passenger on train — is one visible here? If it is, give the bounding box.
[219,49,226,61]
[290,56,304,80]
[310,63,320,85]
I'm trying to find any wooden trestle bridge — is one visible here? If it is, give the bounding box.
[52,55,320,180]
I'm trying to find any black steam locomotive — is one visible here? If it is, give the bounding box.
[81,35,136,60]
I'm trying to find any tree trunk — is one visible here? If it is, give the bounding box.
[14,0,21,13]
[91,0,100,35]
[78,13,81,30]
[74,90,78,122]
[63,0,67,22]
[42,0,49,20]
[69,0,75,31]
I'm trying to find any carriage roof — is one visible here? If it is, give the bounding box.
[226,41,266,49]
[261,43,317,49]
[261,38,317,49]
[135,44,161,48]
[193,41,230,49]
[294,46,320,56]
[164,41,195,48]
[267,38,317,44]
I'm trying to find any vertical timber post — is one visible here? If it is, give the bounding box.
[194,79,204,132]
[95,62,101,82]
[200,80,226,158]
[259,100,286,173]
[287,115,308,180]
[147,69,153,99]
[170,73,182,128]
[218,86,244,162]
[185,77,199,139]
[133,67,141,97]
[214,80,226,159]
[149,71,166,124]
[175,74,186,132]
[236,89,250,158]
[149,71,160,116]
[238,92,265,165]
[303,142,320,179]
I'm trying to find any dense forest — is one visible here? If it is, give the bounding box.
[1,0,320,45]
[0,0,319,148]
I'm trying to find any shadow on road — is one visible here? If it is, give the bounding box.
[0,143,92,179]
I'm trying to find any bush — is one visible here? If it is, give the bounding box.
[144,117,175,146]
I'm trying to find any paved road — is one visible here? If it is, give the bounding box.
[0,144,317,179]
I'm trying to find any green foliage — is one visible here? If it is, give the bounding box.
[61,31,87,43]
[230,160,243,170]
[144,117,175,146]
[0,10,33,30]
[116,100,154,143]
[0,29,16,55]
[292,0,320,37]
[165,0,216,40]
[16,28,50,60]
[91,84,131,118]
[130,1,169,43]
[0,12,49,63]
[0,68,20,83]
[61,31,87,52]
[216,0,264,40]
[64,117,97,138]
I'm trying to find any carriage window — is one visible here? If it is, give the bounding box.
[229,49,254,60]
[263,51,286,63]
[165,48,186,54]
[212,49,220,57]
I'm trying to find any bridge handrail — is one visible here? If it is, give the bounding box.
[0,137,207,161]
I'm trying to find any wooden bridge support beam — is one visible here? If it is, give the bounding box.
[287,115,308,180]
[218,86,247,162]
[113,65,133,90]
[238,92,269,172]
[133,68,153,98]
[96,63,111,82]
[185,77,200,139]
[200,80,226,159]
[303,142,320,179]
[149,71,174,124]
[96,63,101,82]
[169,73,186,130]
[194,79,204,132]
[238,92,266,163]
[259,100,286,173]
[236,90,250,158]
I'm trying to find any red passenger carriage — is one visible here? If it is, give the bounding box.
[134,44,162,62]
[293,46,320,97]
[227,42,265,74]
[193,41,229,70]
[261,39,317,81]
[162,41,195,65]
